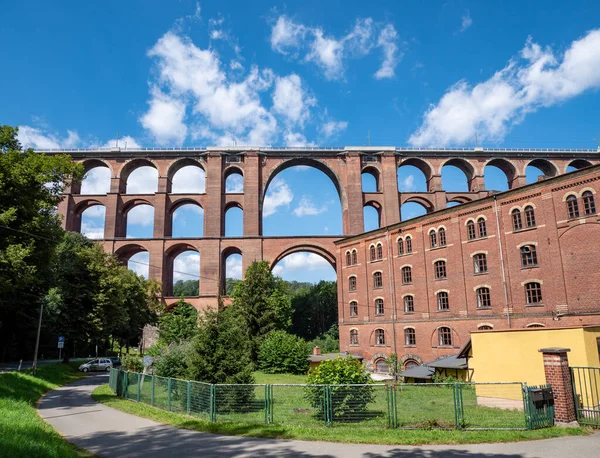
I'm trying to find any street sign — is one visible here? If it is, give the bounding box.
[57,336,65,349]
[142,355,154,367]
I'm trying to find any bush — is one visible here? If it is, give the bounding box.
[258,331,309,374]
[308,325,339,353]
[158,299,198,345]
[305,357,375,420]
[152,341,193,379]
[121,354,143,372]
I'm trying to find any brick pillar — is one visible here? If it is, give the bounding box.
[243,152,260,236]
[153,177,169,238]
[205,153,223,237]
[380,153,400,226]
[469,174,486,192]
[539,347,577,424]
[345,152,364,235]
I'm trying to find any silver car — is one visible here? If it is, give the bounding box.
[79,358,113,372]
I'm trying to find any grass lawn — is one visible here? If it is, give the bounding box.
[0,363,91,458]
[93,377,591,445]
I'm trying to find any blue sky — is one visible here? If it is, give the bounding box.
[4,0,600,284]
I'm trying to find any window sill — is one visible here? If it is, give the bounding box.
[429,245,447,251]
[349,290,357,293]
[476,306,492,310]
[404,311,415,315]
[370,259,384,264]
[434,277,447,282]
[525,303,544,307]
[404,345,416,348]
[473,271,488,276]
[512,226,537,234]
[521,265,539,270]
[349,315,358,318]
[467,236,486,243]
[374,314,385,317]
[349,344,360,347]
[373,286,384,290]
[433,345,458,349]
[397,252,414,257]
[436,309,450,313]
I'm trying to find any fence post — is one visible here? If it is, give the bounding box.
[123,372,128,399]
[522,383,532,430]
[453,383,464,429]
[137,373,141,402]
[210,385,216,422]
[539,347,577,424]
[187,381,192,415]
[151,375,155,407]
[167,378,172,412]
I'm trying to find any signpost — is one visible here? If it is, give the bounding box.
[58,336,65,360]
[141,355,154,390]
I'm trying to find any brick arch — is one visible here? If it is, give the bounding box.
[167,158,206,193]
[164,243,201,296]
[269,243,337,272]
[70,159,113,194]
[440,158,475,182]
[525,158,558,177]
[447,195,472,205]
[114,243,150,262]
[221,246,243,294]
[168,199,204,238]
[75,198,105,215]
[402,195,434,212]
[118,158,158,181]
[430,325,461,348]
[361,165,381,192]
[398,157,433,182]
[122,198,154,215]
[566,159,593,172]
[484,158,518,189]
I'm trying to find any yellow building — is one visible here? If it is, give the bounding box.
[461,325,600,408]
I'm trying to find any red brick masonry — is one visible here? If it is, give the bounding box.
[539,348,577,423]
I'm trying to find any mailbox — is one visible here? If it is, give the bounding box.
[529,387,554,407]
[530,388,544,403]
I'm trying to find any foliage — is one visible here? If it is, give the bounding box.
[258,330,310,375]
[305,357,375,419]
[225,277,242,296]
[385,353,400,377]
[0,125,83,361]
[232,261,292,360]
[432,373,460,385]
[0,363,88,458]
[121,354,144,372]
[290,281,338,340]
[308,325,339,353]
[152,341,194,379]
[173,279,199,297]
[158,298,198,345]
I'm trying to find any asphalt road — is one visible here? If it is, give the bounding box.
[38,375,600,458]
[0,358,88,372]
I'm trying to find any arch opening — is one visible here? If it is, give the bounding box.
[361,167,379,192]
[222,248,242,295]
[262,163,342,236]
[225,170,244,194]
[398,159,431,192]
[566,159,592,173]
[401,200,430,221]
[363,203,381,232]
[442,160,472,192]
[126,204,155,238]
[115,245,150,279]
[80,205,106,239]
[526,159,558,184]
[172,164,206,194]
[126,166,158,194]
[225,205,243,237]
[484,159,516,191]
[172,203,204,238]
[81,165,111,195]
[171,249,200,297]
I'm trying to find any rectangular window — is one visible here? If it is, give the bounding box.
[350,302,358,317]
[520,246,538,267]
[349,277,356,291]
[434,261,447,279]
[477,288,491,308]
[526,283,543,305]
[467,223,476,240]
[375,299,384,315]
[406,238,412,253]
[474,254,488,274]
[437,292,449,310]
[405,329,416,346]
[402,267,412,284]
[404,295,414,313]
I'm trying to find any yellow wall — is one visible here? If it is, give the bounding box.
[470,327,600,401]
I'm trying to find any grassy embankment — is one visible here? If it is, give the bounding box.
[92,371,590,445]
[0,363,92,458]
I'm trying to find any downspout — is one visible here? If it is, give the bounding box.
[493,195,511,328]
[385,228,399,381]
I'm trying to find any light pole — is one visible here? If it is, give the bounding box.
[31,301,44,375]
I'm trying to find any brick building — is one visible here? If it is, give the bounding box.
[335,164,600,371]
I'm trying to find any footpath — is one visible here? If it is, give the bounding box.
[38,375,600,458]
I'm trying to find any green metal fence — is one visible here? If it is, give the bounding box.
[571,366,600,427]
[108,369,551,431]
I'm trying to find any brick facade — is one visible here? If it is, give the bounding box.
[336,164,600,369]
[540,348,577,423]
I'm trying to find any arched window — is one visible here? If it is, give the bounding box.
[525,282,543,305]
[401,266,412,284]
[467,221,476,240]
[526,323,545,328]
[398,238,404,255]
[439,228,447,246]
[405,328,416,346]
[375,329,385,345]
[429,230,437,248]
[478,325,493,331]
[349,276,357,292]
[350,329,359,345]
[524,206,536,227]
[520,245,538,267]
[404,295,414,313]
[477,287,491,308]
[404,360,419,370]
[567,195,579,218]
[437,291,449,310]
[583,191,596,215]
[349,301,358,317]
[374,358,388,374]
[375,298,384,315]
[434,260,447,280]
[477,217,487,237]
[370,245,376,261]
[346,251,351,266]
[405,236,413,253]
[351,250,358,265]
[439,327,453,346]
[373,272,383,289]
[376,243,383,260]
[512,209,523,231]
[473,253,487,274]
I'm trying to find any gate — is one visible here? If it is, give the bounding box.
[570,366,600,427]
[523,385,554,429]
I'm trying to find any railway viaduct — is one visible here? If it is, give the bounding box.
[44,145,599,309]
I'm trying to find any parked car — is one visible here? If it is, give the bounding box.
[79,358,113,372]
[109,357,122,368]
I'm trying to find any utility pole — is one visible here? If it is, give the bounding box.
[32,301,44,375]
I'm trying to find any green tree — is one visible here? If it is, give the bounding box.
[305,357,375,420]
[158,298,198,345]
[308,324,340,353]
[173,279,199,297]
[232,261,292,360]
[153,341,194,379]
[291,281,338,340]
[0,125,82,361]
[258,330,310,374]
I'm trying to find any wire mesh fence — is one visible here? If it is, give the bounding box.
[107,369,550,431]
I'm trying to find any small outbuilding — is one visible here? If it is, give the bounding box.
[307,346,363,370]
[400,353,470,383]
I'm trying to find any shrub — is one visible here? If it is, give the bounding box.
[308,325,339,353]
[153,341,193,379]
[305,357,375,420]
[121,354,143,372]
[158,299,198,345]
[258,330,310,374]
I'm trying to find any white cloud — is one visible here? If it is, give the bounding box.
[80,205,106,239]
[374,24,400,79]
[172,165,206,193]
[398,175,415,192]
[173,251,200,282]
[230,60,243,70]
[319,120,348,139]
[273,252,331,275]
[272,74,316,126]
[126,166,159,194]
[18,126,80,150]
[102,136,141,149]
[284,131,317,147]
[128,252,150,279]
[140,87,188,145]
[81,167,111,195]
[263,178,293,216]
[270,15,399,81]
[409,29,600,147]
[226,254,242,279]
[292,195,327,216]
[460,11,473,33]
[126,204,155,226]
[225,173,244,193]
